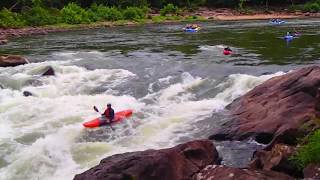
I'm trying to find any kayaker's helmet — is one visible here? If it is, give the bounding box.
[107,103,111,107]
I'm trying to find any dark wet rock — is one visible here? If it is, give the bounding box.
[0,39,8,45]
[74,140,219,180]
[41,66,55,76]
[0,55,28,67]
[23,91,33,97]
[249,144,302,178]
[194,165,294,180]
[261,72,273,75]
[0,35,8,45]
[304,163,320,179]
[210,66,320,146]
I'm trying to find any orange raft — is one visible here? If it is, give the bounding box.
[83,109,133,128]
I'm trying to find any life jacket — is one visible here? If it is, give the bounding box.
[104,108,114,119]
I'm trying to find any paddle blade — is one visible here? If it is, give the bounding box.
[93,106,99,113]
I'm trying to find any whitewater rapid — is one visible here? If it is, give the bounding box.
[0,52,285,180]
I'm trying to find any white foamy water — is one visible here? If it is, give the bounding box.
[0,61,284,180]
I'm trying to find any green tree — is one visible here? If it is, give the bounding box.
[61,2,90,24]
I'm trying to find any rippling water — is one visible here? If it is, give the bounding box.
[0,19,320,180]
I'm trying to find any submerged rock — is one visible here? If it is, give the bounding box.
[194,165,294,180]
[0,55,28,67]
[41,66,55,76]
[74,140,219,180]
[210,66,320,145]
[23,91,33,97]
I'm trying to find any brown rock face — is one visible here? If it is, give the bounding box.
[0,55,28,67]
[304,164,320,179]
[194,165,294,180]
[210,66,320,145]
[74,140,219,180]
[249,144,302,178]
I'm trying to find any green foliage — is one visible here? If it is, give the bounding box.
[0,8,25,28]
[115,0,149,8]
[303,2,320,12]
[239,0,245,10]
[160,3,179,16]
[288,4,304,12]
[60,3,90,24]
[151,15,167,23]
[88,4,123,22]
[23,6,59,26]
[123,7,147,20]
[292,130,320,168]
[206,0,238,7]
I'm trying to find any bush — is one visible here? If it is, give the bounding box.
[288,4,304,12]
[303,2,320,13]
[123,7,146,20]
[88,4,123,22]
[60,3,90,24]
[23,6,59,26]
[160,3,179,16]
[0,8,25,28]
[292,130,320,168]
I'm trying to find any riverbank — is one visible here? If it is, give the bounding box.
[1,8,319,45]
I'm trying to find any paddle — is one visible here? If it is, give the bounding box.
[93,106,114,131]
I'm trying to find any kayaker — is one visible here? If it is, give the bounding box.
[102,103,114,124]
[224,47,232,52]
[191,24,199,29]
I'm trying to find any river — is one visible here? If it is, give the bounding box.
[0,19,320,180]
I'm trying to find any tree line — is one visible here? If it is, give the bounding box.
[0,0,319,28]
[0,0,314,11]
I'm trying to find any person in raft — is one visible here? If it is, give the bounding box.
[224,47,232,52]
[101,103,115,125]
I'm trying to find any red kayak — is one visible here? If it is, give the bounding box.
[223,50,232,55]
[83,109,133,128]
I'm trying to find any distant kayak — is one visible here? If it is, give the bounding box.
[284,35,294,40]
[83,109,133,128]
[270,20,286,25]
[223,50,232,55]
[183,27,200,32]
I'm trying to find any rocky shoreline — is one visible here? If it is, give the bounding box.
[74,66,320,179]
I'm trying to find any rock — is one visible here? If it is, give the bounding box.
[194,165,294,180]
[0,39,8,45]
[249,144,302,178]
[304,163,320,179]
[23,91,33,97]
[210,66,320,145]
[41,66,55,76]
[0,55,28,67]
[74,140,220,180]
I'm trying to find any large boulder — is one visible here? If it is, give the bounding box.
[194,165,294,180]
[74,140,219,180]
[0,55,28,67]
[303,163,320,179]
[210,66,320,145]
